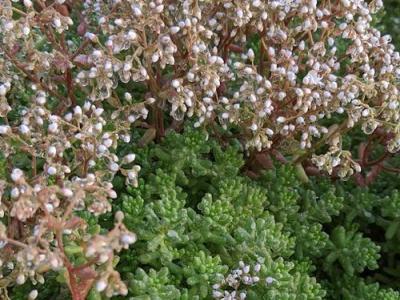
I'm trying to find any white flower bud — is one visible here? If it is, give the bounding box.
[96,280,107,292]
[11,187,20,198]
[0,125,11,135]
[277,116,286,123]
[114,18,124,26]
[109,162,119,172]
[243,265,250,273]
[48,146,57,157]
[120,29,131,40]
[128,170,138,180]
[106,188,116,198]
[62,188,73,197]
[0,85,7,96]
[247,49,255,60]
[47,166,57,175]
[36,96,46,105]
[11,168,24,182]
[64,113,73,121]
[24,0,33,8]
[341,0,350,7]
[48,123,58,133]
[74,106,83,116]
[97,145,106,155]
[19,124,30,134]
[152,53,160,63]
[170,26,180,34]
[121,233,137,245]
[53,18,62,28]
[362,109,370,117]
[16,274,26,285]
[250,123,258,131]
[94,122,103,132]
[132,5,142,16]
[171,79,180,88]
[123,154,136,164]
[266,276,275,284]
[29,290,38,300]
[103,138,113,148]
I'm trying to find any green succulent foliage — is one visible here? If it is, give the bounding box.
[379,190,400,240]
[326,275,400,300]
[5,124,400,299]
[324,226,380,276]
[182,251,227,298]
[127,268,182,300]
[245,256,326,300]
[109,127,400,299]
[116,128,328,299]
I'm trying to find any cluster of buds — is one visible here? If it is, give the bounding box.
[77,0,399,177]
[212,260,276,300]
[0,0,399,297]
[0,165,135,297]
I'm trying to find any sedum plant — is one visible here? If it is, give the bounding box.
[104,127,396,299]
[0,0,400,299]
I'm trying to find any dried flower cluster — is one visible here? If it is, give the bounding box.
[77,0,400,178]
[69,0,399,178]
[0,0,399,298]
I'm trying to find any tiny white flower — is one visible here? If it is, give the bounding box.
[0,85,7,96]
[247,49,255,60]
[108,190,117,198]
[64,112,73,121]
[109,162,119,172]
[362,109,370,117]
[45,203,54,213]
[123,153,136,164]
[152,53,160,63]
[121,233,137,245]
[0,125,11,134]
[250,123,258,131]
[29,290,38,300]
[170,26,180,34]
[114,18,124,26]
[74,106,83,116]
[11,168,24,182]
[48,146,57,157]
[47,166,57,175]
[171,79,180,88]
[94,122,103,132]
[103,138,113,148]
[62,188,73,198]
[126,30,137,40]
[16,274,26,285]
[53,18,62,28]
[266,276,275,284]
[19,124,30,134]
[23,0,33,7]
[277,116,286,123]
[96,279,107,292]
[48,123,58,133]
[341,0,350,7]
[11,187,20,198]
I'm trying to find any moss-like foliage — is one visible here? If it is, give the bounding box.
[102,127,397,299]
